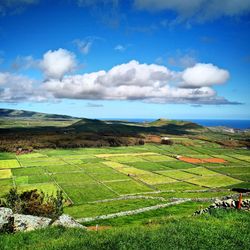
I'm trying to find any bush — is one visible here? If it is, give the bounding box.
[3,188,64,220]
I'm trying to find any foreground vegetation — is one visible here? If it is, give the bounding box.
[0,209,249,250]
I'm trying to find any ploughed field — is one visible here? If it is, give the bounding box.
[0,138,249,225]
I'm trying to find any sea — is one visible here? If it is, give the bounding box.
[102,118,250,130]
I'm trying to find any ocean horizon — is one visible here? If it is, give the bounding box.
[101,118,250,130]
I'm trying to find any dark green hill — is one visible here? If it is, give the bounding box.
[0,108,78,120]
[0,108,215,151]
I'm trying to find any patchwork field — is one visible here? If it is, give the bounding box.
[0,141,249,225]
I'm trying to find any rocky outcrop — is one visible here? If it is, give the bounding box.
[0,208,14,233]
[14,214,51,232]
[52,214,86,229]
[0,208,86,233]
[193,199,250,215]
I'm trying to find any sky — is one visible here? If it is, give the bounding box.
[0,0,250,119]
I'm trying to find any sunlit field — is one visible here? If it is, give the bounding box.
[0,139,249,226]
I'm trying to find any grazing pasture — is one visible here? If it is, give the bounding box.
[0,142,249,225]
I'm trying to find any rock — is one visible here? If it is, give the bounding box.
[214,199,223,206]
[0,207,14,233]
[14,214,51,232]
[52,214,86,229]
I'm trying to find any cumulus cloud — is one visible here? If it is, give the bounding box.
[182,63,230,87]
[42,60,238,105]
[0,72,47,102]
[40,49,77,80]
[0,0,39,16]
[133,0,250,23]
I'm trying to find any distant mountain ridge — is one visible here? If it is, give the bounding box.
[0,108,78,120]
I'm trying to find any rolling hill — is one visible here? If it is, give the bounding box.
[0,108,78,120]
[0,108,248,151]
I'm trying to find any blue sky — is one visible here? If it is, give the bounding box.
[0,0,250,119]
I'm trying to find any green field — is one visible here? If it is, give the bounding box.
[0,142,249,227]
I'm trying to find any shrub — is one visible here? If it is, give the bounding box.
[3,188,64,220]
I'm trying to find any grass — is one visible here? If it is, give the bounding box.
[0,143,249,223]
[158,161,197,169]
[151,191,235,199]
[232,154,250,162]
[188,175,242,188]
[17,153,47,159]
[54,172,96,185]
[16,183,59,196]
[210,166,250,175]
[0,152,16,160]
[0,159,20,169]
[64,198,164,218]
[185,167,218,176]
[0,169,12,179]
[106,156,147,163]
[28,175,53,184]
[45,164,81,173]
[1,207,249,250]
[136,174,176,185]
[115,167,151,176]
[104,180,153,194]
[154,181,204,191]
[89,171,130,182]
[0,178,13,197]
[155,170,198,180]
[20,159,66,167]
[229,174,250,181]
[127,161,171,171]
[141,154,175,162]
[102,161,127,169]
[12,167,46,176]
[61,183,117,204]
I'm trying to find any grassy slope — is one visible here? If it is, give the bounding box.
[0,108,78,120]
[0,209,249,250]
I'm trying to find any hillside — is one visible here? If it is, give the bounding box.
[0,108,78,120]
[0,108,248,151]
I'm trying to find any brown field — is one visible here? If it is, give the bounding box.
[178,156,226,164]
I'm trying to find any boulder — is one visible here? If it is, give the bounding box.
[52,214,86,229]
[14,214,52,232]
[0,207,14,233]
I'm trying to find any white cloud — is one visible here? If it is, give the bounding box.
[134,0,250,23]
[43,60,237,105]
[40,49,77,80]
[182,63,230,87]
[0,72,47,102]
[1,55,238,105]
